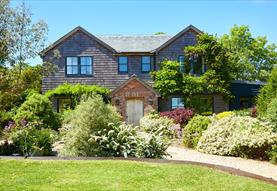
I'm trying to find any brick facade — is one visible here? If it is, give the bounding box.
[110,76,159,121]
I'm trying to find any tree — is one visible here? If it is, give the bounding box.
[0,0,11,65]
[155,32,166,35]
[221,25,277,81]
[8,2,48,79]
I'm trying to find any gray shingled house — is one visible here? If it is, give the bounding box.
[40,25,261,125]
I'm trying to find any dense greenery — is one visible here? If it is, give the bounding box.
[13,93,61,130]
[151,34,233,109]
[45,83,110,106]
[60,96,121,157]
[1,160,276,191]
[221,25,277,81]
[257,68,277,115]
[197,116,277,159]
[9,121,57,156]
[183,115,212,148]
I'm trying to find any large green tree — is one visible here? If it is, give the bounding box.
[221,25,277,81]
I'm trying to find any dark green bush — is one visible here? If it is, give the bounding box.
[10,122,57,156]
[268,146,277,164]
[13,93,61,130]
[265,96,277,132]
[183,115,212,148]
[0,141,18,156]
[257,68,277,115]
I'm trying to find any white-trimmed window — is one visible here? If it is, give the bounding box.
[66,57,78,75]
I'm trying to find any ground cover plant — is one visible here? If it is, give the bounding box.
[0,159,276,191]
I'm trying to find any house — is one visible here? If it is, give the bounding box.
[40,25,262,125]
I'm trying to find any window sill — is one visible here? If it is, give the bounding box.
[65,74,94,78]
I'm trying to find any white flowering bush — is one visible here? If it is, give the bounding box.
[197,116,277,159]
[140,113,178,139]
[135,132,170,159]
[89,123,138,157]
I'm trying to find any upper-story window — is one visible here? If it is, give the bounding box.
[171,97,184,110]
[141,56,151,73]
[118,56,128,73]
[178,55,185,73]
[66,56,93,76]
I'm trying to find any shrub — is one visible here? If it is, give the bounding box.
[45,83,110,106]
[160,108,194,127]
[197,116,277,159]
[183,115,212,148]
[265,96,277,132]
[59,95,121,157]
[9,121,57,156]
[215,111,234,119]
[90,123,138,157]
[140,113,178,139]
[268,145,277,164]
[136,133,170,159]
[0,141,18,156]
[13,93,61,130]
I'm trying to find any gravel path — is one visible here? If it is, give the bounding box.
[166,146,277,181]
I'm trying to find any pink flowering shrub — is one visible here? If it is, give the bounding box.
[160,108,194,127]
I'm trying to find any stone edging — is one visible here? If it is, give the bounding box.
[1,156,276,185]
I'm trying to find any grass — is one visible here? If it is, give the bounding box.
[0,159,276,191]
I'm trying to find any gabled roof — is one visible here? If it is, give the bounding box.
[40,26,116,56]
[153,24,203,53]
[97,35,172,53]
[110,74,160,97]
[41,25,202,55]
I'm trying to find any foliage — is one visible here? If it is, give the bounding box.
[197,116,277,159]
[268,145,277,164]
[220,25,277,82]
[160,108,194,127]
[0,140,18,156]
[215,111,234,119]
[265,96,277,132]
[151,61,183,97]
[13,93,61,130]
[90,123,138,157]
[140,113,178,139]
[183,115,212,148]
[155,32,166,35]
[257,68,277,115]
[59,96,121,157]
[45,83,110,106]
[9,121,56,156]
[135,133,170,159]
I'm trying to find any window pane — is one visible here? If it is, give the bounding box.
[142,56,150,64]
[119,64,128,72]
[119,56,127,64]
[67,57,78,66]
[80,57,92,66]
[142,63,150,72]
[171,98,184,109]
[179,56,185,73]
[81,66,92,75]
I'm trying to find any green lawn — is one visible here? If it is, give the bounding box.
[0,159,276,191]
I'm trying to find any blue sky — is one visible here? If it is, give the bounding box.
[11,0,277,65]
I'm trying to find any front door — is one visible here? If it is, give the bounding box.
[126,99,143,126]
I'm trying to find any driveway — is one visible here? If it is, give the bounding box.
[166,146,277,181]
